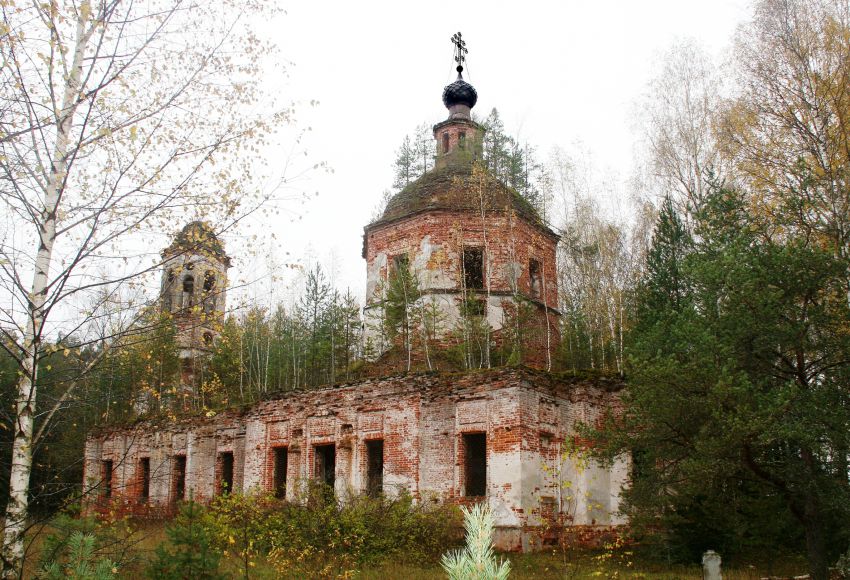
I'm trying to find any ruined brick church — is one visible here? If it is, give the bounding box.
[84,43,628,551]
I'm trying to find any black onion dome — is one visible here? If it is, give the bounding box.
[442,72,478,109]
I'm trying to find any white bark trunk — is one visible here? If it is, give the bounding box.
[541,255,552,372]
[1,9,89,576]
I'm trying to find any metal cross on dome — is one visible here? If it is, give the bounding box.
[451,32,468,69]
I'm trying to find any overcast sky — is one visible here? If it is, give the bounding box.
[226,0,752,310]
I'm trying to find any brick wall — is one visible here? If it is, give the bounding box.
[363,209,561,368]
[84,368,627,551]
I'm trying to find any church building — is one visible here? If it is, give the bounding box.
[83,37,628,551]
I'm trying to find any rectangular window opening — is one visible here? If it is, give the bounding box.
[462,247,484,290]
[138,457,150,502]
[314,444,336,489]
[463,433,487,497]
[273,447,288,499]
[101,460,113,499]
[442,133,450,154]
[172,455,186,503]
[458,131,466,149]
[218,452,234,495]
[529,258,541,299]
[366,440,384,497]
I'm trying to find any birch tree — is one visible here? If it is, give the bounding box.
[719,0,850,305]
[640,39,724,219]
[0,0,285,574]
[550,149,642,373]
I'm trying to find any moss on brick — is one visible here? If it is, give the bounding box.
[368,163,550,234]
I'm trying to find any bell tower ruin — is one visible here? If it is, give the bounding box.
[160,221,230,402]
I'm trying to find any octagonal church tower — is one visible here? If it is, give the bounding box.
[363,55,560,368]
[160,221,231,400]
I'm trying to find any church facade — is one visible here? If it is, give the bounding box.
[83,45,628,551]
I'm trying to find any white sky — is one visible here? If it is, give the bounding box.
[228,0,751,309]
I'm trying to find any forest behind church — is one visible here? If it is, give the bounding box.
[0,0,849,577]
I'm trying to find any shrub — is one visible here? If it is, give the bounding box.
[202,482,462,576]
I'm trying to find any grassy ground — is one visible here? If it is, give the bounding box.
[356,551,806,580]
[23,519,809,579]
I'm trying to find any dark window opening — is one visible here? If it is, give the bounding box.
[203,332,214,346]
[632,447,649,482]
[366,440,384,497]
[442,133,450,154]
[391,253,409,278]
[173,456,186,502]
[138,457,150,501]
[181,357,193,376]
[182,275,194,308]
[314,444,336,488]
[273,447,288,499]
[101,460,113,498]
[463,433,487,497]
[203,271,215,293]
[529,259,541,299]
[219,452,234,495]
[462,247,484,289]
[167,269,175,283]
[458,131,466,149]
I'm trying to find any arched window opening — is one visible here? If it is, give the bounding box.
[442,133,450,154]
[203,332,213,346]
[204,271,216,293]
[182,275,194,308]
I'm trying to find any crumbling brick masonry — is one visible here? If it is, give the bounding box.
[84,368,628,551]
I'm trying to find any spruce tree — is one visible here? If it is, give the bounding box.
[601,185,850,573]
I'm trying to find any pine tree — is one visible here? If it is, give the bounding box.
[383,258,421,372]
[147,502,225,580]
[299,265,333,387]
[412,123,436,177]
[601,185,850,575]
[393,135,416,190]
[441,503,511,580]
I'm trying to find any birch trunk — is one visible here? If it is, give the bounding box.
[1,9,90,576]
